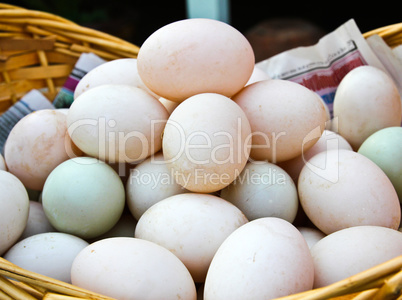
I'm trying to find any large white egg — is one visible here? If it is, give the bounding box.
[159,97,180,115]
[18,201,56,241]
[333,65,402,150]
[0,170,30,255]
[74,58,159,99]
[162,93,251,193]
[233,79,327,162]
[311,226,402,288]
[204,217,314,299]
[42,157,125,239]
[278,129,353,183]
[298,149,401,235]
[71,237,197,300]
[134,193,248,282]
[4,232,88,283]
[297,226,326,249]
[126,152,186,220]
[4,109,71,190]
[67,84,169,163]
[137,18,255,102]
[220,161,298,222]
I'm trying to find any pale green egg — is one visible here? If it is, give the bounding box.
[42,157,125,239]
[358,126,402,202]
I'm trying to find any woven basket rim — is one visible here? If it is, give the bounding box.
[0,4,401,299]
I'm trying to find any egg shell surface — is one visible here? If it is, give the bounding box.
[41,157,125,239]
[233,79,327,162]
[298,149,401,235]
[126,152,186,221]
[4,232,89,283]
[203,217,314,299]
[162,93,251,193]
[333,65,402,150]
[134,193,248,282]
[0,170,30,255]
[67,84,169,163]
[310,226,402,288]
[358,126,402,202]
[220,161,298,222]
[137,18,255,102]
[18,201,56,241]
[4,109,70,190]
[71,237,197,300]
[297,226,326,249]
[278,129,353,183]
[74,58,159,99]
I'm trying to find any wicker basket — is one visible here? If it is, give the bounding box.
[0,3,140,114]
[0,3,402,300]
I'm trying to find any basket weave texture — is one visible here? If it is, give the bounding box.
[0,3,140,114]
[0,3,402,300]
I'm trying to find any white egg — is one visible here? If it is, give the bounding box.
[204,217,314,299]
[311,226,402,288]
[126,152,187,220]
[71,237,197,300]
[4,232,89,283]
[74,58,159,99]
[0,170,30,255]
[233,79,327,163]
[162,93,251,193]
[297,226,326,249]
[134,193,248,282]
[298,149,401,235]
[67,84,169,163]
[42,157,125,239]
[220,161,298,223]
[137,18,255,102]
[333,65,402,150]
[159,97,180,115]
[18,201,56,241]
[4,109,71,191]
[278,129,353,183]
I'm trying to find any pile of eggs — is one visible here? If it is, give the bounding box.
[1,18,402,300]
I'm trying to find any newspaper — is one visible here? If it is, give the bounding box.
[256,19,391,117]
[365,34,402,93]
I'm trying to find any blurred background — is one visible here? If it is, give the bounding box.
[8,0,401,62]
